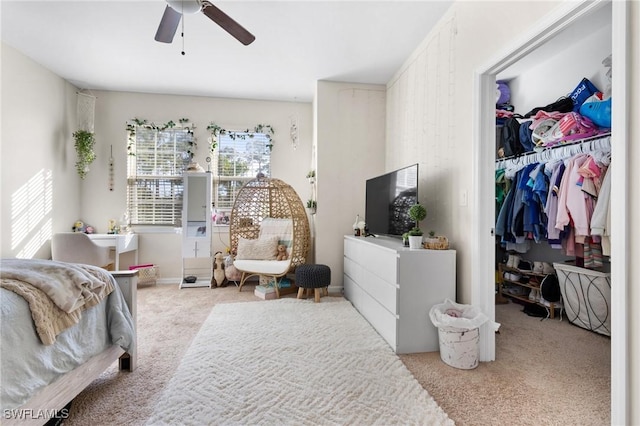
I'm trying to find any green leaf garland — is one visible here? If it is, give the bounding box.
[207,122,275,152]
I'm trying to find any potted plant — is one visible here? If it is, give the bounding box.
[73,130,96,179]
[402,232,409,247]
[306,170,316,184]
[425,230,438,244]
[407,203,427,249]
[306,199,317,215]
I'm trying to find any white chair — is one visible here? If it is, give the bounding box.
[51,232,114,270]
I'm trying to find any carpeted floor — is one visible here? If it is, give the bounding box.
[63,284,610,425]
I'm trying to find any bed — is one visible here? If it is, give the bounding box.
[553,262,611,336]
[0,258,137,426]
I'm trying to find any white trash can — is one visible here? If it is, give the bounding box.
[429,299,490,370]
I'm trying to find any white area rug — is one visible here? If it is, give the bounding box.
[147,298,453,425]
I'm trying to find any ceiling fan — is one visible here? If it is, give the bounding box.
[154,0,255,46]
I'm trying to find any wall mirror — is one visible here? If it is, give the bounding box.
[185,175,209,238]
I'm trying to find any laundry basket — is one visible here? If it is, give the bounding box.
[553,263,610,336]
[129,264,158,286]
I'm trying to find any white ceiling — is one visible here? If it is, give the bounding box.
[1,1,453,102]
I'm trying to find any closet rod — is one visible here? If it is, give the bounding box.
[495,133,611,171]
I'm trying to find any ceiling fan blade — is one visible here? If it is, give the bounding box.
[155,5,182,43]
[201,1,255,46]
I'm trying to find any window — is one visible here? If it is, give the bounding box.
[127,125,193,226]
[214,131,271,209]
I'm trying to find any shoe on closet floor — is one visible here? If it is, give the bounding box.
[506,254,521,269]
[542,262,555,275]
[529,288,540,302]
[503,271,522,282]
[517,259,533,272]
[533,261,544,274]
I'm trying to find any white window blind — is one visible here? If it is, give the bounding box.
[127,126,192,226]
[214,131,271,209]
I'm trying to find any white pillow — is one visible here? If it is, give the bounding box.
[236,235,279,260]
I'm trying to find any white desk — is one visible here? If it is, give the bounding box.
[88,234,139,270]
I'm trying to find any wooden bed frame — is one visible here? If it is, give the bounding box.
[3,270,138,426]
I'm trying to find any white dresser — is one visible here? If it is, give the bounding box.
[343,235,456,353]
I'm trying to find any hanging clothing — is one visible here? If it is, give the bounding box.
[525,163,548,242]
[494,135,611,262]
[545,161,566,247]
[591,165,612,256]
[495,169,510,218]
[555,154,593,238]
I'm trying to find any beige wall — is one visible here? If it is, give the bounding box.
[1,43,80,259]
[628,2,639,422]
[314,80,386,286]
[386,1,561,302]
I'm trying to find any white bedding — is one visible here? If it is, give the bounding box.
[0,273,134,410]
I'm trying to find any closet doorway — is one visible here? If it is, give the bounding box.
[471,0,629,423]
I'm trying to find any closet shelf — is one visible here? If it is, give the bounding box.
[495,132,611,171]
[497,263,561,319]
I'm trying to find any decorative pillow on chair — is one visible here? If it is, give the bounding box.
[236,235,279,260]
[259,218,293,255]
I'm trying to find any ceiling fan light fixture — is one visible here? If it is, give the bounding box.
[167,0,202,15]
[155,0,255,46]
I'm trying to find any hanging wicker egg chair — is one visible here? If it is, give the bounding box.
[229,176,311,296]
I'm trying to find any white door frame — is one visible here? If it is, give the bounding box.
[471,0,629,423]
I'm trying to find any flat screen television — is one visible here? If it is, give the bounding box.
[365,164,418,237]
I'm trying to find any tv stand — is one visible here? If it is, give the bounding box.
[343,235,456,353]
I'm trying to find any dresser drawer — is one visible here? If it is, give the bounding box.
[359,290,397,351]
[359,243,398,284]
[361,267,397,314]
[345,254,397,315]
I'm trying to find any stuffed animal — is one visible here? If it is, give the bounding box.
[212,251,227,287]
[224,254,242,283]
[72,220,85,233]
[186,162,205,172]
[276,244,288,261]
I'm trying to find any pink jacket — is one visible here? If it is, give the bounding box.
[555,154,593,238]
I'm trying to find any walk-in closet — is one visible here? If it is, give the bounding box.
[493,1,612,329]
[474,0,631,422]
[488,5,615,418]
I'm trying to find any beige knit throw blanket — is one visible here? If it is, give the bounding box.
[0,259,115,345]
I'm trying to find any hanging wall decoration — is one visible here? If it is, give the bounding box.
[109,145,114,191]
[207,122,275,153]
[77,91,95,132]
[73,130,96,179]
[75,91,97,179]
[290,114,299,150]
[127,117,196,159]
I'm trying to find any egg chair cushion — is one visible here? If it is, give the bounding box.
[259,218,294,255]
[233,259,291,276]
[236,235,279,260]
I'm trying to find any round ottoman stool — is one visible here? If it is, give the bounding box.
[295,264,331,303]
